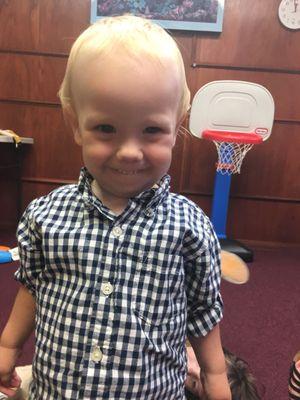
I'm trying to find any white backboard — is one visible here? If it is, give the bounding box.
[189,80,275,141]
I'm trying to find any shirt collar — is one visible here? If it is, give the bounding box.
[134,175,170,209]
[77,167,170,211]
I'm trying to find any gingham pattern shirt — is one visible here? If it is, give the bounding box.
[15,168,223,400]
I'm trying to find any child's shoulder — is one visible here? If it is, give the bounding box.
[24,184,79,218]
[168,192,206,216]
[167,193,218,250]
[168,192,212,228]
[32,183,77,204]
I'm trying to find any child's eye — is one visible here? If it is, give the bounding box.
[144,126,162,134]
[95,124,116,133]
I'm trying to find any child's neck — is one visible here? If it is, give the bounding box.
[91,180,128,216]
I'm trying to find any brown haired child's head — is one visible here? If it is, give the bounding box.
[224,349,262,400]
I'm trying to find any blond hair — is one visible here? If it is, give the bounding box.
[58,15,190,122]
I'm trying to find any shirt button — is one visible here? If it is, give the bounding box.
[144,208,153,217]
[86,203,94,211]
[91,345,103,363]
[102,282,113,296]
[112,226,123,237]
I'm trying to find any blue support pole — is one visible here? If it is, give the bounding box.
[211,171,232,239]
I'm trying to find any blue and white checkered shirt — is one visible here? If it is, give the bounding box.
[15,168,223,400]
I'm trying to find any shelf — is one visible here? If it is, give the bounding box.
[0,136,34,144]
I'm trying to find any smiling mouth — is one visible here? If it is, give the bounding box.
[111,168,143,175]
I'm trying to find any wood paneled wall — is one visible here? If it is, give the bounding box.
[0,0,299,245]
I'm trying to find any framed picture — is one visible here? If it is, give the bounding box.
[90,1,225,32]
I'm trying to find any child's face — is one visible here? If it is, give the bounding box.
[70,53,182,207]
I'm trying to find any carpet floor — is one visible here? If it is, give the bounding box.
[221,246,300,399]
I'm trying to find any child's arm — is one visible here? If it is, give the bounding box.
[0,286,35,396]
[188,324,231,400]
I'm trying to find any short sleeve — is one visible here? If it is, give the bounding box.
[184,213,223,337]
[14,200,44,297]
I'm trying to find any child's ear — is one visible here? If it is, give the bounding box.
[63,105,82,146]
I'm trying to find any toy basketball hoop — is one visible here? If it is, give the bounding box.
[189,80,275,261]
[189,80,275,175]
[202,130,263,175]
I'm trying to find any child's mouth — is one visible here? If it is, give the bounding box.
[112,168,141,175]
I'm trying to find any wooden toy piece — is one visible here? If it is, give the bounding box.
[220,250,249,284]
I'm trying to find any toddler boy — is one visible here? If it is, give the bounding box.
[0,15,230,399]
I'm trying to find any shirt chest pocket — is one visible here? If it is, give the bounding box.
[119,247,185,327]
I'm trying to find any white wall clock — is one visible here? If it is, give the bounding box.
[279,0,300,29]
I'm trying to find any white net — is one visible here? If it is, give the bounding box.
[213,141,254,175]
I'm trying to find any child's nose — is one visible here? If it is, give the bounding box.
[116,141,143,162]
